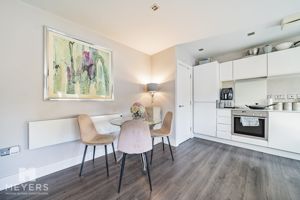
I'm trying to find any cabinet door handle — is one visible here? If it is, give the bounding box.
[179,105,184,108]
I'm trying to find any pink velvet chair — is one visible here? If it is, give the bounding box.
[117,119,152,193]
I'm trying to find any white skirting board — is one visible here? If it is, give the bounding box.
[194,133,300,161]
[28,113,122,149]
[0,143,116,191]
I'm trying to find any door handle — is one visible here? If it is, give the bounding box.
[179,105,184,108]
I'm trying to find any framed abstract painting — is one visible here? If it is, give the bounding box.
[44,26,114,101]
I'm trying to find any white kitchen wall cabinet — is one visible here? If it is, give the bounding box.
[220,61,233,81]
[269,112,300,154]
[194,62,219,102]
[194,102,216,136]
[268,47,300,77]
[233,54,267,80]
[216,109,232,140]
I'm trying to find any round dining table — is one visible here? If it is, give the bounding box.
[110,116,161,173]
[110,116,161,129]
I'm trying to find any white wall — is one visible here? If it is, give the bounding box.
[235,78,267,107]
[151,47,177,144]
[226,74,300,107]
[0,0,151,180]
[267,74,300,97]
[151,46,195,146]
[175,46,196,66]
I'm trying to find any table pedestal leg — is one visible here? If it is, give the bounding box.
[140,154,147,174]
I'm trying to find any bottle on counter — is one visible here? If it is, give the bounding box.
[275,102,283,111]
[267,95,274,110]
[283,102,292,111]
[292,100,300,111]
[273,94,285,111]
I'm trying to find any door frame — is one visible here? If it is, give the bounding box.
[175,60,193,146]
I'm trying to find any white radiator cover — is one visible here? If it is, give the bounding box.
[28,113,121,149]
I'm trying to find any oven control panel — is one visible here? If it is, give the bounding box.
[232,110,268,118]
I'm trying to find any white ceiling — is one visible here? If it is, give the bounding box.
[23,0,300,55]
[180,23,300,61]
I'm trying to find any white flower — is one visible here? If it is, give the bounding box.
[130,102,145,118]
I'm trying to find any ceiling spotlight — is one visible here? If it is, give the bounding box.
[198,48,204,52]
[247,32,255,36]
[151,3,160,11]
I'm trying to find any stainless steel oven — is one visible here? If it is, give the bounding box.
[232,110,268,140]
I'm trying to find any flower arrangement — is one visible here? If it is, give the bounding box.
[130,102,146,119]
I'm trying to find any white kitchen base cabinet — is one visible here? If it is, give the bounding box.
[217,130,231,140]
[232,135,268,147]
[216,109,231,140]
[269,112,300,154]
[194,102,216,137]
[268,46,300,76]
[233,54,267,80]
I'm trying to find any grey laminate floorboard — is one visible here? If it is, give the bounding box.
[1,138,300,200]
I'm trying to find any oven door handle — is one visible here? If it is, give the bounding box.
[233,115,267,119]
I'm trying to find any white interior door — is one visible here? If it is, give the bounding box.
[176,61,193,145]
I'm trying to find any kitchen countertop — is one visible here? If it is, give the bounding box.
[267,110,300,113]
[217,107,300,113]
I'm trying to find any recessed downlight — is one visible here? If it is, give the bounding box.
[151,3,160,11]
[247,32,255,36]
[198,48,204,52]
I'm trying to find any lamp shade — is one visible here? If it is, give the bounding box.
[146,83,158,92]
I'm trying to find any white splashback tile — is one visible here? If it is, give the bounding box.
[235,78,267,107]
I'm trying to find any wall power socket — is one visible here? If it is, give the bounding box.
[10,145,20,154]
[287,94,296,99]
[0,148,10,156]
[0,145,20,156]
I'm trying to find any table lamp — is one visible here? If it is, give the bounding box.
[146,83,158,104]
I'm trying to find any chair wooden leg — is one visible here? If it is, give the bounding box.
[150,137,154,165]
[112,142,117,163]
[167,136,174,161]
[104,145,109,177]
[118,153,127,193]
[144,152,152,191]
[79,145,88,177]
[93,145,96,164]
[162,137,165,151]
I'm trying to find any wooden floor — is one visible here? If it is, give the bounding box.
[1,138,300,200]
